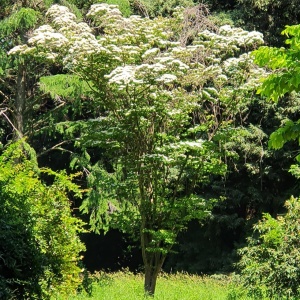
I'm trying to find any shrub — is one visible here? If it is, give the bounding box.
[238,196,300,299]
[0,142,85,299]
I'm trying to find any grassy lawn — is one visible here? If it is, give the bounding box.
[57,271,251,300]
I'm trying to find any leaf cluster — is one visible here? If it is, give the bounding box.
[0,8,40,38]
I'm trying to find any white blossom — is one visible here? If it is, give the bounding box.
[156,74,177,83]
[87,3,122,18]
[106,66,136,85]
[142,48,160,59]
[167,59,189,70]
[28,31,68,48]
[8,45,31,55]
[46,4,77,21]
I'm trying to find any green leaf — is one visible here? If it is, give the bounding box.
[0,8,40,37]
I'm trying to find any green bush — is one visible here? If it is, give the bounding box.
[69,0,132,17]
[130,0,193,18]
[238,197,300,299]
[0,142,85,299]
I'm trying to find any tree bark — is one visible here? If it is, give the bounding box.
[141,225,166,296]
[144,261,161,296]
[14,62,26,139]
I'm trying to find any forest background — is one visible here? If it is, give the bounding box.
[1,0,300,298]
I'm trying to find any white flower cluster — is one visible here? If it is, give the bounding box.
[199,25,264,50]
[105,66,137,86]
[156,74,177,83]
[87,3,122,18]
[155,56,189,73]
[7,5,77,59]
[163,139,204,152]
[104,53,188,90]
[8,20,69,59]
[46,4,77,21]
[28,25,68,49]
[214,74,228,86]
[194,25,264,64]
[86,3,124,35]
[68,39,109,56]
[223,53,252,71]
[222,53,266,92]
[142,48,160,60]
[7,44,35,55]
[136,63,166,73]
[219,25,264,46]
[46,5,93,38]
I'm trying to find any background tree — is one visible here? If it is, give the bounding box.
[235,0,300,46]
[0,2,40,139]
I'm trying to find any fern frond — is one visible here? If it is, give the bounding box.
[0,8,40,37]
[39,74,93,99]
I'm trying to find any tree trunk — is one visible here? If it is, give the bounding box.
[14,62,26,139]
[144,261,161,296]
[141,226,166,296]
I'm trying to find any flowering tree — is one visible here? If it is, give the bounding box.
[9,3,266,295]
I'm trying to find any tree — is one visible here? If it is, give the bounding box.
[0,3,40,140]
[252,25,300,153]
[9,3,266,295]
[235,0,300,46]
[0,0,88,159]
[0,141,85,299]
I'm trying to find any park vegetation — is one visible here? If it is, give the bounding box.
[1,0,300,298]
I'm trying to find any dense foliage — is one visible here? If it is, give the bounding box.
[0,142,85,299]
[238,197,300,299]
[237,24,300,299]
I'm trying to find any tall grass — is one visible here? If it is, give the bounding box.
[56,271,252,300]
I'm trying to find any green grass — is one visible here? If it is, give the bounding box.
[56,271,252,300]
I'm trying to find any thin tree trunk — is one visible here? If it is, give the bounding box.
[14,62,26,139]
